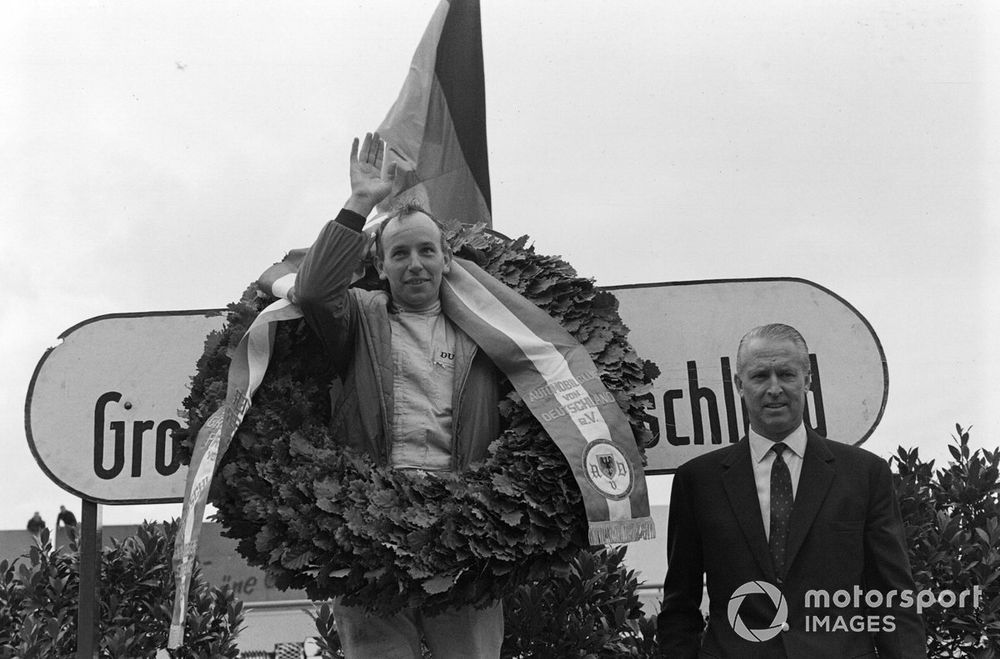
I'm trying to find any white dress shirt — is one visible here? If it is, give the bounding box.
[749,423,806,540]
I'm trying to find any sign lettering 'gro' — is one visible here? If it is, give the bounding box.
[92,391,183,480]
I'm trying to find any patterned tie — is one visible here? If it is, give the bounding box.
[769,442,793,579]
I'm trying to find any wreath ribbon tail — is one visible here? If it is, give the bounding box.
[440,258,655,545]
[165,298,303,650]
[586,518,659,546]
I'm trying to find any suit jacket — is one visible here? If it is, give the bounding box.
[657,430,926,658]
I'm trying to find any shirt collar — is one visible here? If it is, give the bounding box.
[749,423,807,464]
[397,299,442,316]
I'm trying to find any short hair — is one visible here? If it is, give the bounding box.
[735,323,810,373]
[372,201,450,262]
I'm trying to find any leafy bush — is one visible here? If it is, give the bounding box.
[0,520,244,658]
[0,533,77,658]
[892,424,1000,658]
[501,545,651,658]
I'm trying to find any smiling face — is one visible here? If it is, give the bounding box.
[375,211,451,311]
[735,336,811,441]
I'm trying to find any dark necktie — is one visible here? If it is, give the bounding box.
[769,442,793,579]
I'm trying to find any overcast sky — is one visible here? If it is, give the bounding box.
[2,1,998,531]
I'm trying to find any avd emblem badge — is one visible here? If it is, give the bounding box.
[583,440,633,500]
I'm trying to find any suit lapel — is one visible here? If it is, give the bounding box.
[785,430,836,571]
[722,438,776,581]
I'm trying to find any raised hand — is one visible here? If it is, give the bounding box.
[345,132,396,216]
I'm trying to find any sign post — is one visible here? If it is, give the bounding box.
[77,500,102,659]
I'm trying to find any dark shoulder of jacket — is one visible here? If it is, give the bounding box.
[676,441,744,475]
[821,436,886,465]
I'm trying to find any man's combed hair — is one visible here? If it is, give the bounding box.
[735,323,810,372]
[372,201,451,261]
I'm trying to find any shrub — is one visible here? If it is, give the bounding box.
[892,424,1000,658]
[0,520,244,658]
[0,532,76,658]
[501,545,650,658]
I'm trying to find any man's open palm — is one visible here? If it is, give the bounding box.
[349,132,395,207]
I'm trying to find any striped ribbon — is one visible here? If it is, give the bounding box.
[164,297,301,650]
[164,254,654,650]
[441,259,654,543]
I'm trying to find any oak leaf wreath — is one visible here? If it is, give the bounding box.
[177,224,659,615]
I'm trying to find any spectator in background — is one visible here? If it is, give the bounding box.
[57,505,78,542]
[26,511,46,537]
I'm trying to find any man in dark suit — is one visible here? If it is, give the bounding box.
[657,323,926,657]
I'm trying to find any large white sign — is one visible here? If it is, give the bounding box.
[26,310,226,503]
[25,278,886,500]
[608,278,887,473]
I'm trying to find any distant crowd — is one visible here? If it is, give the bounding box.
[26,505,77,541]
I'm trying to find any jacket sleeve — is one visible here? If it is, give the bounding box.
[656,466,706,658]
[294,209,368,373]
[864,457,927,658]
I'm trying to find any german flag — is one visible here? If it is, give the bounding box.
[377,0,492,227]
